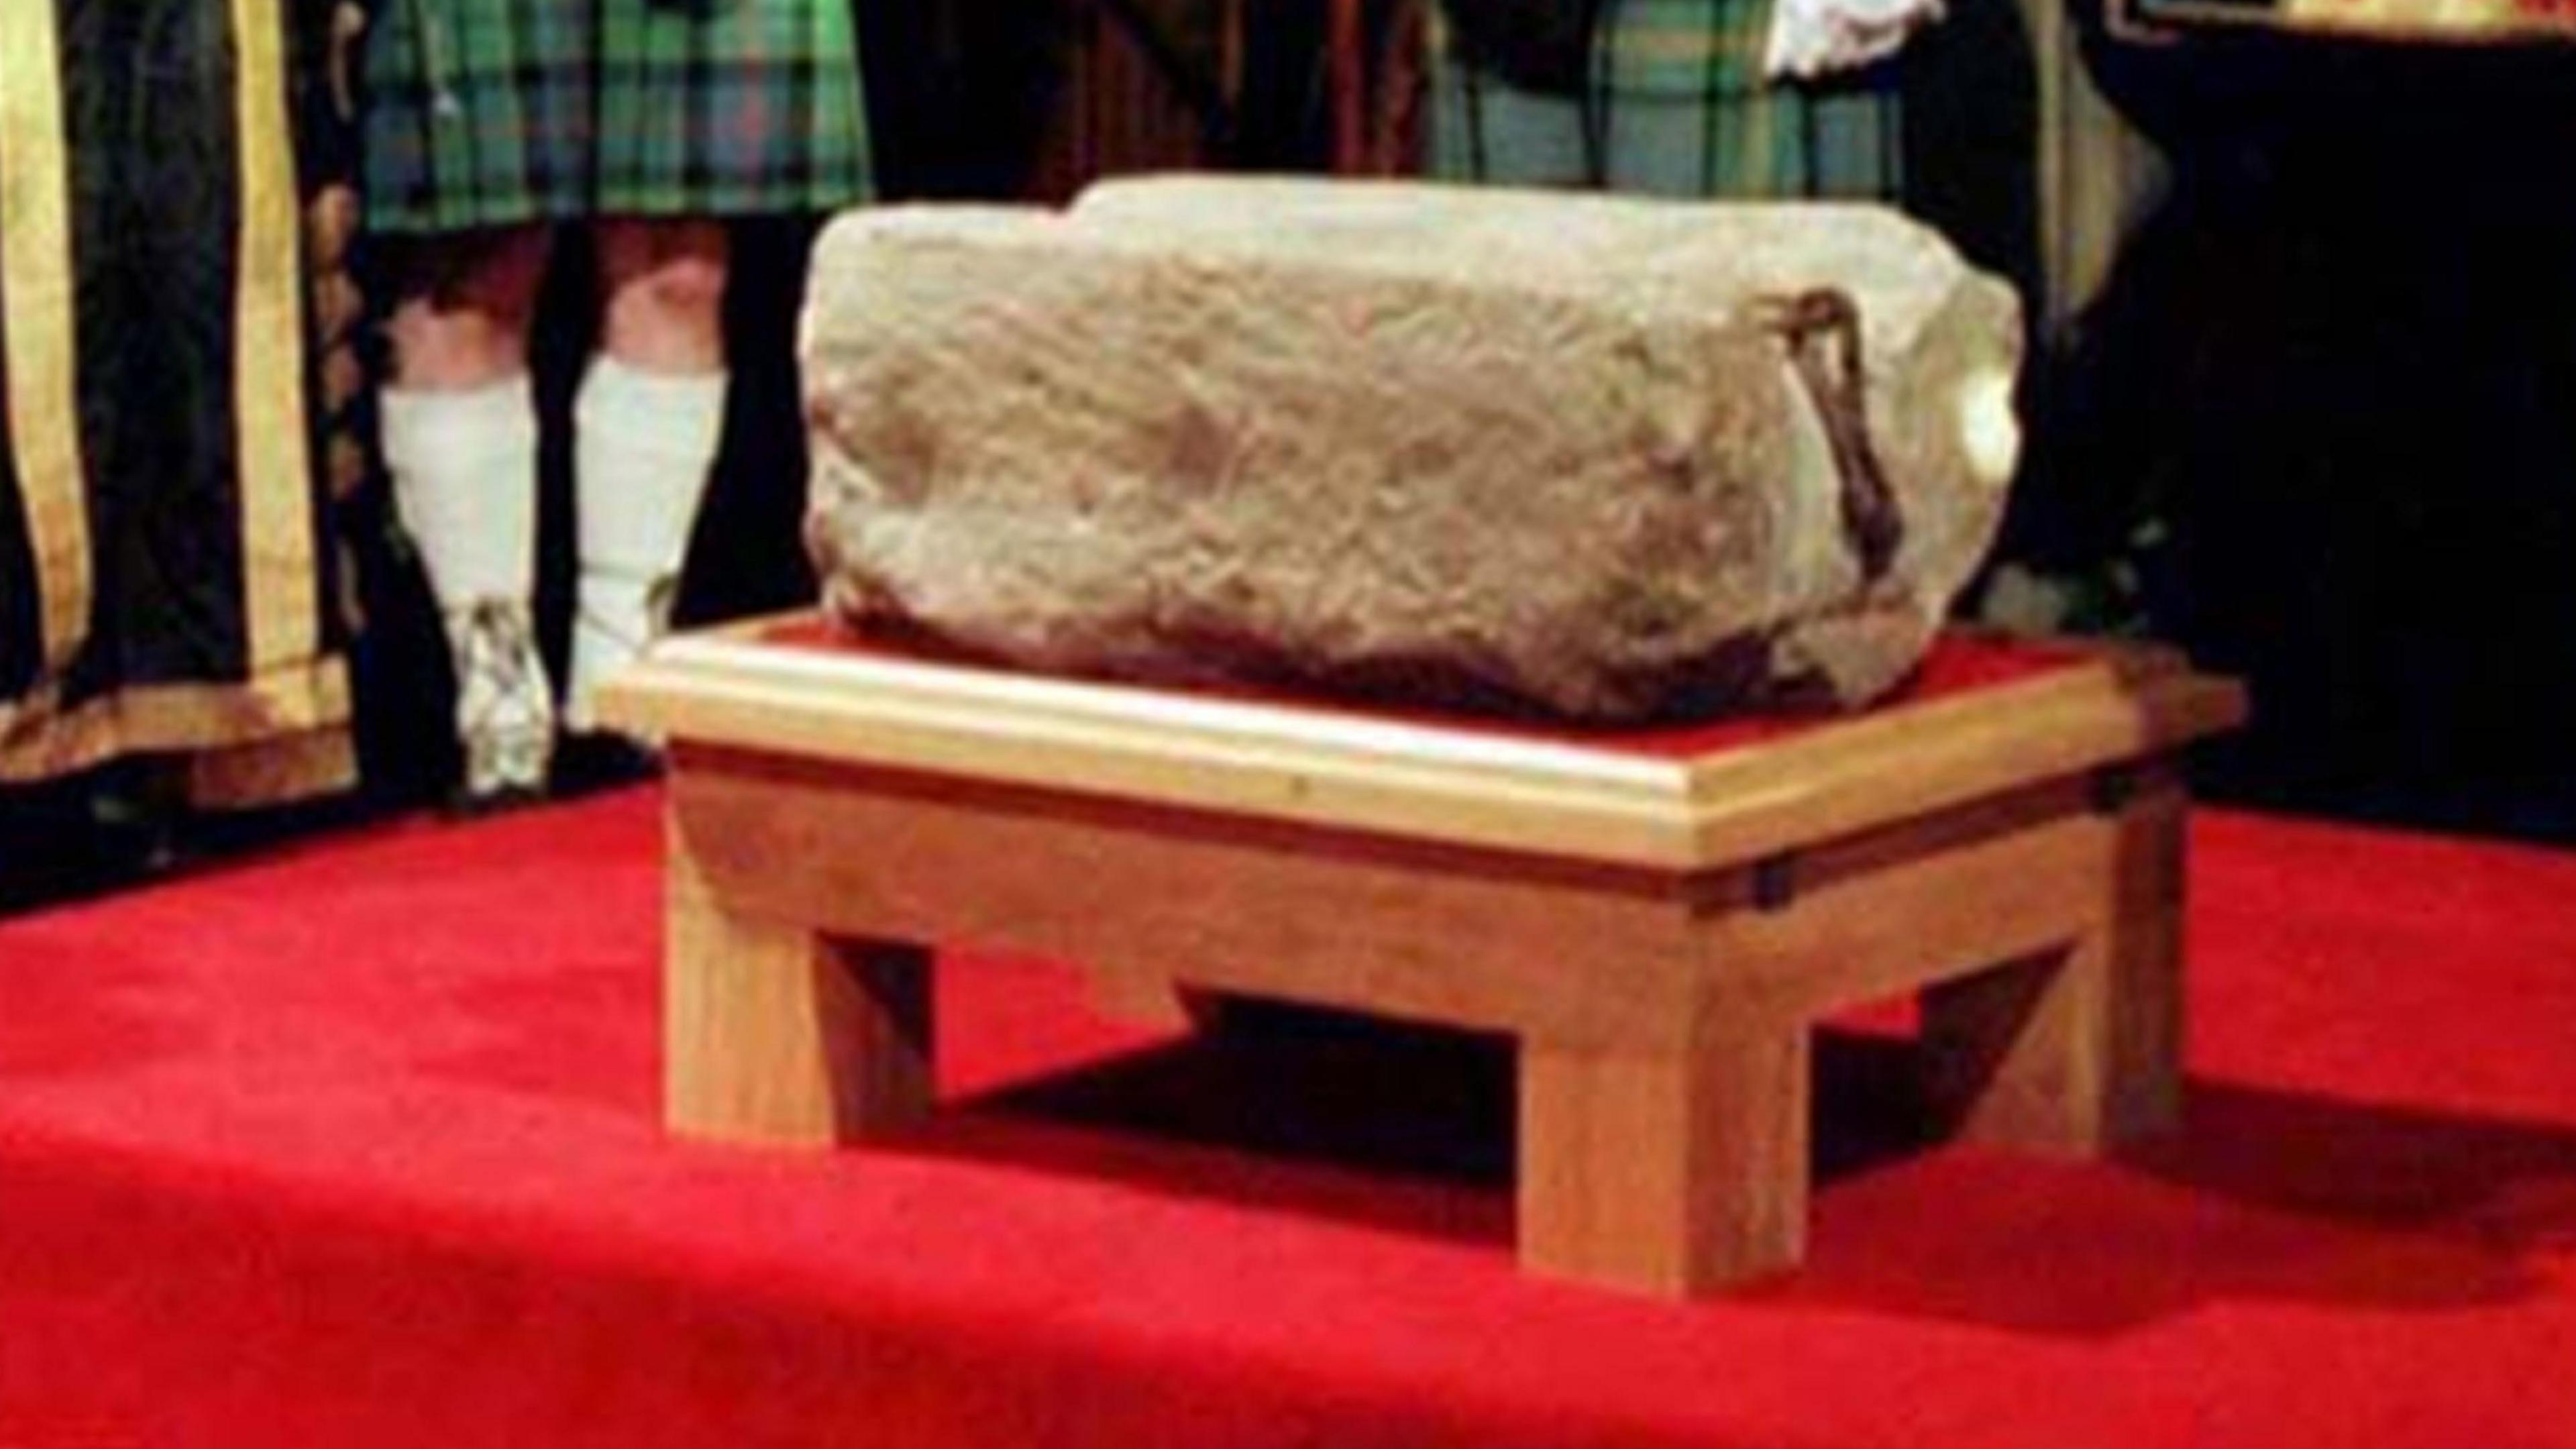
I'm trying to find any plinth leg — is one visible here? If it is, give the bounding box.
[1517,1016,1810,1297]
[1920,947,2100,1150]
[1922,782,2187,1150]
[666,876,935,1146]
[2100,781,2188,1138]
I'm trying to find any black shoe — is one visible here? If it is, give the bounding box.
[551,730,664,799]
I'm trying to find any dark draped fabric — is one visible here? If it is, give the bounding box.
[0,0,350,806]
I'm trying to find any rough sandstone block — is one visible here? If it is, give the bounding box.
[804,176,2023,720]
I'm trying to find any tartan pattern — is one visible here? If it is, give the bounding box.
[1428,0,1901,201]
[363,0,872,233]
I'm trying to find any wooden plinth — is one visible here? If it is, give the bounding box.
[602,614,2245,1298]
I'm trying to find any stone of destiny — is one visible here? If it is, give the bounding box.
[803,176,2024,720]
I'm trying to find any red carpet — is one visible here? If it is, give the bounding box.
[2,788,2573,1447]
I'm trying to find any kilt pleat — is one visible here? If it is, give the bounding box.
[1429,0,1901,201]
[362,0,873,233]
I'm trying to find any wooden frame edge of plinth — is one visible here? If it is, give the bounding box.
[601,619,1701,868]
[600,612,2249,873]
[1683,657,2245,865]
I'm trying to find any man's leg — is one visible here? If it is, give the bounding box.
[380,226,556,804]
[564,217,732,737]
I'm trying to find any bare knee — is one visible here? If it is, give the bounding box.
[598,219,731,373]
[380,227,552,390]
[620,248,729,317]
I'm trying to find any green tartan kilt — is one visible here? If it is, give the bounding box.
[362,0,873,233]
[1429,0,1901,201]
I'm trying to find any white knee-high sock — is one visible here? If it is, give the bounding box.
[379,375,554,796]
[380,376,540,614]
[567,355,727,732]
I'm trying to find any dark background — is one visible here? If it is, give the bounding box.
[720,11,2576,847]
[581,15,2576,846]
[2013,38,2576,841]
[18,5,2576,906]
